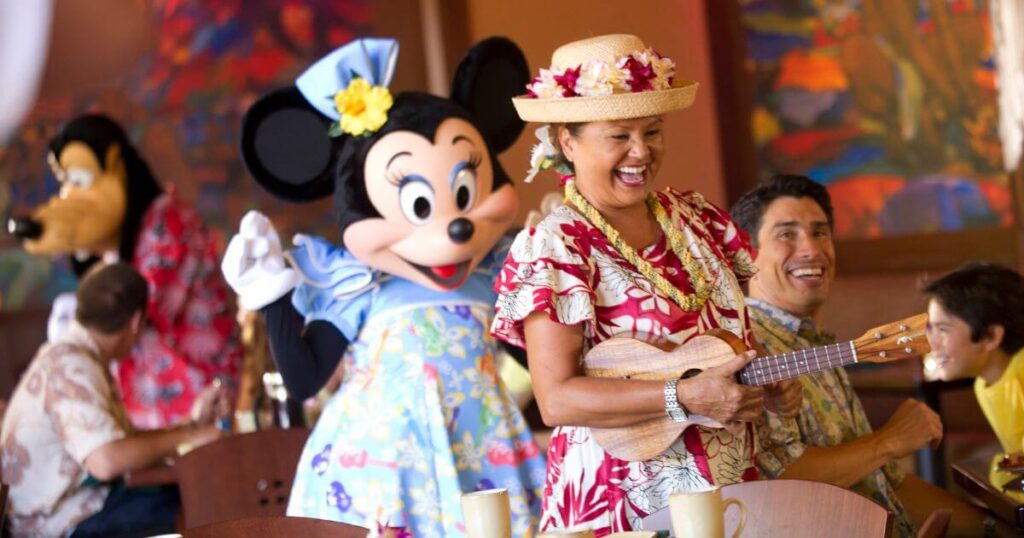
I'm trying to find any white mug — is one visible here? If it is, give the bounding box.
[461,488,511,538]
[669,485,746,538]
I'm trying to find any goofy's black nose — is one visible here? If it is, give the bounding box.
[448,218,474,244]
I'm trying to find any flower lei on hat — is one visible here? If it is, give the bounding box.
[522,47,676,182]
[295,38,399,138]
[526,48,675,99]
[563,178,713,312]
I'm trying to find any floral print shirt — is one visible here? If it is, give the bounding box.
[1,322,134,538]
[746,298,915,538]
[492,188,759,535]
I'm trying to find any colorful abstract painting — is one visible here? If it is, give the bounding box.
[0,0,373,310]
[741,0,1007,239]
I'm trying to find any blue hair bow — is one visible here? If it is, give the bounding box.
[296,37,400,120]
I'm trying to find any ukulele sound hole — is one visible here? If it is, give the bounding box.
[681,369,702,379]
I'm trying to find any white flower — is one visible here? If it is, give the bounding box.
[525,125,559,183]
[527,68,562,99]
[575,60,618,96]
[650,57,676,90]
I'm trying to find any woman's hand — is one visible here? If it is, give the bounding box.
[763,379,803,417]
[676,350,764,424]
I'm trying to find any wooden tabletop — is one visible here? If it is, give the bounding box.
[952,445,1024,529]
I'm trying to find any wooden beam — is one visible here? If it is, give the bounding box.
[835,228,1018,274]
[703,0,759,205]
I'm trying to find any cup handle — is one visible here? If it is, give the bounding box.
[724,497,746,538]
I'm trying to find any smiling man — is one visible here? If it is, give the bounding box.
[731,174,988,537]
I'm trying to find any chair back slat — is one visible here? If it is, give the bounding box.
[640,479,893,537]
[175,428,310,528]
[183,515,368,537]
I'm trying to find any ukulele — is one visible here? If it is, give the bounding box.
[583,313,930,461]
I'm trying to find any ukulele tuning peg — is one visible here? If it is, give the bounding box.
[874,332,883,340]
[904,347,913,354]
[879,351,888,358]
[898,324,909,332]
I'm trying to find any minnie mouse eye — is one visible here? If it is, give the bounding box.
[452,165,477,212]
[398,178,435,225]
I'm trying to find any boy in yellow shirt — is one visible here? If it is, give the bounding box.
[924,263,1024,454]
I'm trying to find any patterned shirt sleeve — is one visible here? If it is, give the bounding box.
[490,224,596,349]
[689,191,758,283]
[44,351,129,464]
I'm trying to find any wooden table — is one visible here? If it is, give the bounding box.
[952,445,1024,530]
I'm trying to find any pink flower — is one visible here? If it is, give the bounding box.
[376,522,412,538]
[515,439,541,461]
[338,449,368,468]
[620,57,655,92]
[486,442,517,466]
[554,66,582,97]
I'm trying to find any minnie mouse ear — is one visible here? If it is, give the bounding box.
[240,86,336,202]
[450,37,530,153]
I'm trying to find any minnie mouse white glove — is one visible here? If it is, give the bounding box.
[221,210,298,311]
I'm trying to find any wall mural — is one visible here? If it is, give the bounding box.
[741,0,1007,239]
[0,0,373,310]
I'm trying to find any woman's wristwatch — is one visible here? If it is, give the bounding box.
[664,379,688,422]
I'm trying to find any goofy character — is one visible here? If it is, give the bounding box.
[11,115,240,428]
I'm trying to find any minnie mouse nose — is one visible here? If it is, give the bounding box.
[448,218,474,244]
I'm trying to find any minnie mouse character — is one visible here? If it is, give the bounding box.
[222,37,545,535]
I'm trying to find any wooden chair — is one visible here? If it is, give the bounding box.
[174,428,310,528]
[182,516,368,537]
[916,508,951,538]
[640,479,893,537]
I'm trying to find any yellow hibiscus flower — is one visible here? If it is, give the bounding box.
[331,78,394,136]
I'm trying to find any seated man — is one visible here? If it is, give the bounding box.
[0,263,229,538]
[730,175,988,537]
[924,263,1024,454]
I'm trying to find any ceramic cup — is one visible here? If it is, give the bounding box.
[461,488,511,538]
[669,485,746,538]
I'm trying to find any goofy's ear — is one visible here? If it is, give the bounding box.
[240,86,337,203]
[450,37,529,154]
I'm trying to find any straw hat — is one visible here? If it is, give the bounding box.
[512,34,698,123]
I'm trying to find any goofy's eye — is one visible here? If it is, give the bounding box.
[451,165,477,212]
[398,179,435,225]
[64,168,95,189]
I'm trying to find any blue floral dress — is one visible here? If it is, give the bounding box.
[284,235,546,537]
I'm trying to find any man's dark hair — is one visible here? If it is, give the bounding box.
[730,174,834,246]
[923,262,1024,356]
[75,263,149,333]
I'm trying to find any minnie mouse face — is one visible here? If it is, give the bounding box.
[345,117,518,290]
[239,37,530,291]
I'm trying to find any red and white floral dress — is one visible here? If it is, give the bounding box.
[492,188,759,535]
